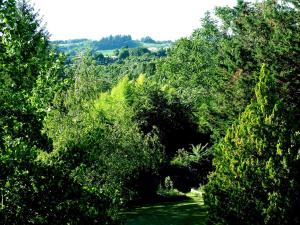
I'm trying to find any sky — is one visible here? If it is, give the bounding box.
[29,0,237,41]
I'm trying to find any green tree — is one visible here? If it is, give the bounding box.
[204,66,300,225]
[43,60,164,211]
[0,0,56,149]
[156,0,300,143]
[130,80,205,159]
[0,1,102,223]
[214,0,300,113]
[141,36,156,44]
[118,47,130,60]
[156,13,247,142]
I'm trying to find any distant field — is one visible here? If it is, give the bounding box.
[100,49,115,56]
[140,42,171,49]
[54,40,92,48]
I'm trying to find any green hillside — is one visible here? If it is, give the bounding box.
[51,35,172,57]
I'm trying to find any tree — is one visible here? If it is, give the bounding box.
[92,35,138,50]
[214,0,300,111]
[204,65,300,225]
[141,36,156,44]
[0,1,108,223]
[43,60,164,209]
[0,0,55,149]
[156,0,300,143]
[130,81,206,159]
[156,13,247,142]
[118,47,130,59]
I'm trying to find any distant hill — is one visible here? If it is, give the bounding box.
[51,35,173,57]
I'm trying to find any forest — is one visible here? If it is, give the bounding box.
[0,0,299,224]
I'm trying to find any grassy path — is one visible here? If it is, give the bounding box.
[123,192,208,225]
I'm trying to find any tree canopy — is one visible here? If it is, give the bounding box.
[1,0,299,224]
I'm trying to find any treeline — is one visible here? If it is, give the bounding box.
[52,35,136,49]
[0,0,299,224]
[93,47,166,65]
[51,38,89,45]
[52,35,171,48]
[92,35,137,50]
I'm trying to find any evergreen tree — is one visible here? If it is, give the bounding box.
[204,65,300,225]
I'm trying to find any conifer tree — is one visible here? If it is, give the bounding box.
[205,65,300,225]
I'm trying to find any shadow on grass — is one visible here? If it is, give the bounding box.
[123,193,207,225]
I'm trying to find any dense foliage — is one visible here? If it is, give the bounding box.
[202,0,300,224]
[205,66,300,225]
[43,62,165,202]
[1,0,299,224]
[91,35,137,50]
[0,0,80,223]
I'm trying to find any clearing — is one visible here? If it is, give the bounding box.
[124,192,208,225]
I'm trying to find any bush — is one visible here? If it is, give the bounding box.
[171,144,212,186]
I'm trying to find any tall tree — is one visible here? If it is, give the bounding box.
[157,0,300,143]
[0,0,59,149]
[205,65,300,225]
[0,1,73,223]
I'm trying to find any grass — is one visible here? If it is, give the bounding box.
[99,49,115,56]
[140,42,171,49]
[123,192,208,225]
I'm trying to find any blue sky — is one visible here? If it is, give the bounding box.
[30,0,237,41]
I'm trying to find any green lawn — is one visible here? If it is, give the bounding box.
[100,49,115,56]
[123,192,208,225]
[140,42,171,49]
